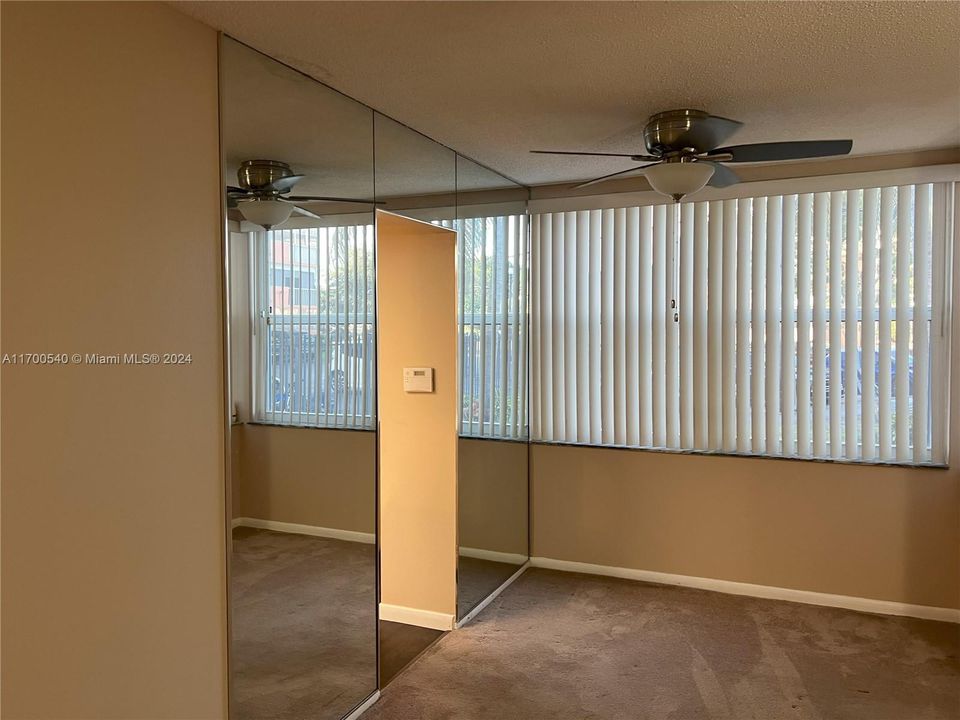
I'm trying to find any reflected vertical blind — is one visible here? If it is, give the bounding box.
[452,215,529,439]
[254,225,376,429]
[531,183,951,464]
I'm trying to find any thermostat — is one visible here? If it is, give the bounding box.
[403,367,434,393]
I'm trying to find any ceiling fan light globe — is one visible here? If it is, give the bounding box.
[644,162,715,202]
[239,198,293,230]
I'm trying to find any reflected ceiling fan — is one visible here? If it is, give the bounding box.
[532,109,853,202]
[227,159,381,230]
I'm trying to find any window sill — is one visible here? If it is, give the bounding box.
[530,439,949,471]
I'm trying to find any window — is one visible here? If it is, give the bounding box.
[531,182,953,465]
[454,214,529,440]
[253,225,375,429]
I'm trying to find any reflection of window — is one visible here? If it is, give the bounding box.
[254,226,375,429]
[531,183,951,465]
[444,215,529,440]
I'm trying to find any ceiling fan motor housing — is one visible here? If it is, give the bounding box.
[238,159,294,192]
[643,109,739,157]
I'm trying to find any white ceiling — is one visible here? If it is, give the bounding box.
[175,0,960,187]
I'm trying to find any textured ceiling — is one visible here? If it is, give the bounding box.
[175,0,960,187]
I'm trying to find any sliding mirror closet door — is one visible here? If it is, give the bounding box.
[373,112,459,685]
[220,36,378,720]
[455,156,530,622]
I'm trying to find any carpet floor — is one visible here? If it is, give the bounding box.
[366,568,960,720]
[230,527,377,720]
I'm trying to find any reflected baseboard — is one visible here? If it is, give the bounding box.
[232,517,375,545]
[343,690,380,720]
[458,546,528,565]
[456,561,529,629]
[379,603,455,631]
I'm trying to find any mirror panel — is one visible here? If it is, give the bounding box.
[455,155,530,622]
[221,36,377,719]
[374,112,456,224]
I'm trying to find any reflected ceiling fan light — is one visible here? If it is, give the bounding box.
[238,198,293,230]
[644,161,715,202]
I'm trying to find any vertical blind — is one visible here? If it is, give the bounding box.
[254,225,376,429]
[450,215,529,440]
[531,183,951,464]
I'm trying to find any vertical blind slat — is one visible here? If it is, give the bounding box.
[914,184,932,462]
[626,207,641,446]
[612,209,627,444]
[861,189,879,459]
[589,210,603,444]
[895,186,911,460]
[878,188,895,459]
[680,203,695,449]
[639,207,654,447]
[601,209,616,445]
[721,199,737,452]
[735,198,752,453]
[708,200,724,450]
[652,205,667,447]
[693,201,709,449]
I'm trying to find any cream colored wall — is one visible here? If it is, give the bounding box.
[531,446,960,609]
[377,212,458,617]
[458,438,528,555]
[1,2,226,718]
[235,424,375,532]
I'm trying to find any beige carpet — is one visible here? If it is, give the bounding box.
[230,527,377,720]
[366,568,960,720]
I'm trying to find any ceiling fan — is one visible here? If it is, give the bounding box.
[227,159,381,230]
[531,109,853,202]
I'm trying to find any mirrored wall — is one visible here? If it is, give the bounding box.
[221,36,378,720]
[220,33,531,719]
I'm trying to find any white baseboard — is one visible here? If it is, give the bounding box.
[344,690,379,720]
[379,602,455,631]
[530,557,960,624]
[457,561,529,628]
[459,546,529,565]
[233,517,375,545]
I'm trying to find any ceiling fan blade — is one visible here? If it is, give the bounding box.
[291,204,323,221]
[283,195,385,205]
[532,150,657,160]
[710,140,853,163]
[265,175,305,193]
[702,162,740,188]
[572,163,657,190]
[688,114,743,152]
[226,185,248,194]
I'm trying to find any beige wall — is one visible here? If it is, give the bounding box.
[532,446,959,609]
[458,438,528,555]
[235,424,375,533]
[377,212,458,617]
[0,3,226,718]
